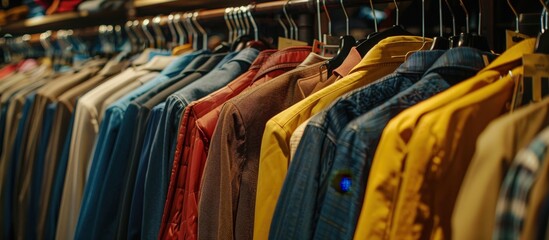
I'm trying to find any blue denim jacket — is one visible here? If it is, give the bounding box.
[74,51,207,239]
[269,50,445,240]
[314,47,493,240]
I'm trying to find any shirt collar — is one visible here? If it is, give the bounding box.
[254,46,312,81]
[180,53,225,75]
[395,50,446,75]
[422,47,497,83]
[333,47,361,78]
[222,47,260,66]
[249,50,277,71]
[349,36,432,74]
[159,49,209,76]
[480,38,536,74]
[298,52,330,67]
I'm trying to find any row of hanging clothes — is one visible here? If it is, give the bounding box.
[0,0,548,239]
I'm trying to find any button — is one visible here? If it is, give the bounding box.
[332,170,353,194]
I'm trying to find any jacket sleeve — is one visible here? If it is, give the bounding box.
[198,102,246,240]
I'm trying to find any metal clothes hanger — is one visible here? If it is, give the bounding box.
[183,12,198,50]
[224,8,234,43]
[141,19,156,49]
[246,5,259,41]
[356,0,413,57]
[132,20,148,50]
[192,11,208,50]
[277,14,289,39]
[430,0,450,49]
[124,21,137,53]
[283,0,295,40]
[152,16,166,49]
[325,0,357,76]
[167,14,178,49]
[456,0,490,51]
[535,0,549,53]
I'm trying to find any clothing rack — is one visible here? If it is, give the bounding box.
[5,0,407,47]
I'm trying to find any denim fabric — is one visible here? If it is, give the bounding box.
[269,50,445,240]
[312,47,491,240]
[315,71,453,240]
[74,51,206,240]
[2,93,36,240]
[141,102,166,240]
[44,108,76,240]
[88,53,228,240]
[27,102,56,240]
[127,106,160,239]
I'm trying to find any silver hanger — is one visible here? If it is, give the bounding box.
[444,0,456,36]
[341,0,349,35]
[167,14,177,48]
[192,11,208,50]
[224,8,234,43]
[246,5,259,41]
[322,0,332,36]
[458,0,469,33]
[152,16,166,49]
[369,0,378,32]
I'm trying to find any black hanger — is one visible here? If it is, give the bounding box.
[535,31,549,53]
[326,36,356,76]
[430,36,450,50]
[430,0,450,50]
[536,0,549,53]
[454,0,491,51]
[356,0,415,57]
[457,33,490,51]
[325,0,356,76]
[356,25,413,57]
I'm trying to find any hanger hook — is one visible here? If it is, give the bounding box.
[443,0,456,36]
[192,11,208,50]
[438,0,443,37]
[238,7,247,37]
[421,0,425,42]
[133,20,146,50]
[167,14,177,48]
[283,0,294,39]
[277,14,289,38]
[393,0,399,26]
[369,0,378,32]
[316,0,322,41]
[237,6,249,36]
[232,7,242,37]
[153,16,165,49]
[322,0,332,36]
[288,1,299,40]
[185,12,198,50]
[541,0,549,32]
[340,0,349,35]
[458,0,469,33]
[227,8,237,41]
[224,8,233,43]
[478,0,482,35]
[142,19,155,48]
[246,5,259,41]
